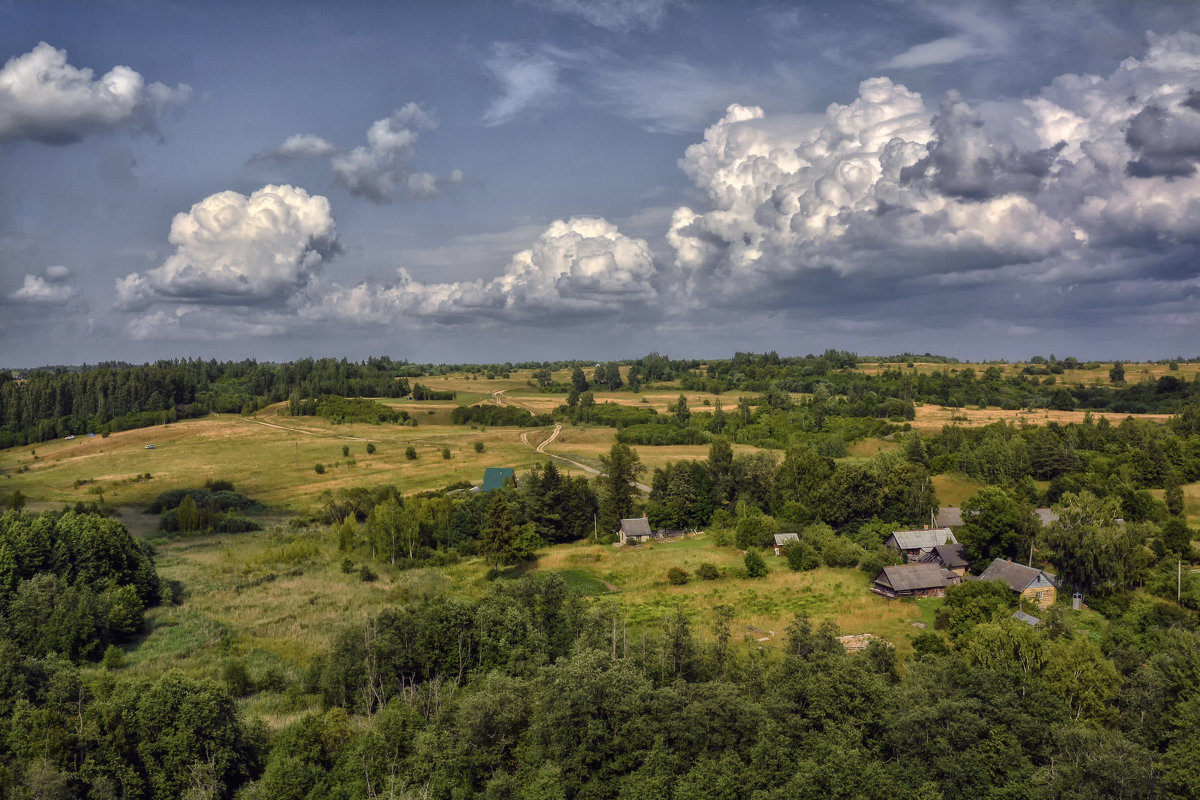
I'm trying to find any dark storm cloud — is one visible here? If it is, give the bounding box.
[1124,102,1200,179]
[901,93,1066,200]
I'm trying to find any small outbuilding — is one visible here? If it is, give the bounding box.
[1012,611,1042,627]
[921,542,970,575]
[618,517,654,545]
[480,467,517,492]
[772,532,799,556]
[872,563,959,599]
[884,527,957,562]
[978,559,1058,610]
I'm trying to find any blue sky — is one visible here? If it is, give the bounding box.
[2,0,1199,366]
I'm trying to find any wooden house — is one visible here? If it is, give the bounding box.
[921,542,970,575]
[978,559,1058,610]
[872,563,959,599]
[772,532,799,556]
[618,517,654,545]
[884,527,957,562]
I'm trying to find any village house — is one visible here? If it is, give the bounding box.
[618,517,654,546]
[978,558,1058,610]
[884,527,957,562]
[871,563,960,599]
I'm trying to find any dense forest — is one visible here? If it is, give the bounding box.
[3,510,1199,799]
[4,352,1198,449]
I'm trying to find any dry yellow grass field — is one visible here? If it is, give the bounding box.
[909,403,1172,434]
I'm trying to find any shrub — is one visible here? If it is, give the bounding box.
[223,659,253,698]
[474,441,485,453]
[406,446,418,460]
[359,564,377,582]
[102,644,125,671]
[744,549,767,578]
[442,447,451,460]
[212,516,262,533]
[698,563,719,580]
[822,537,865,568]
[366,443,376,454]
[667,567,689,585]
[342,445,350,457]
[786,543,821,571]
[314,463,325,474]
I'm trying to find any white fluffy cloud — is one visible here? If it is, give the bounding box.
[257,104,463,203]
[9,266,78,304]
[115,184,338,311]
[0,42,189,144]
[667,31,1200,309]
[304,216,657,324]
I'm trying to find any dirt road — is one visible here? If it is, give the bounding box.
[522,423,651,493]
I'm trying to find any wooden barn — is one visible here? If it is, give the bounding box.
[872,563,959,599]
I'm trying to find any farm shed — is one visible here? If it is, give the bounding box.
[978,559,1058,610]
[480,467,516,492]
[872,563,959,599]
[773,532,799,555]
[921,542,970,575]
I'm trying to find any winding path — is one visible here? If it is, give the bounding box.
[522,422,651,493]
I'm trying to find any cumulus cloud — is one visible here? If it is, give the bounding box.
[115,184,338,311]
[1124,101,1200,178]
[666,31,1200,314]
[900,91,1067,199]
[9,266,79,304]
[482,44,563,126]
[0,42,189,144]
[303,217,658,325]
[257,104,463,203]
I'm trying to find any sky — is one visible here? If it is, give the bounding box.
[2,0,1200,367]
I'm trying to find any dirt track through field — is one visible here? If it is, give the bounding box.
[241,417,371,441]
[522,422,652,493]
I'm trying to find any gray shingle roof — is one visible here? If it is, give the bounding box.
[930,543,969,568]
[887,528,957,551]
[978,559,1056,592]
[1035,508,1059,526]
[620,517,652,538]
[935,507,964,527]
[875,563,951,592]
